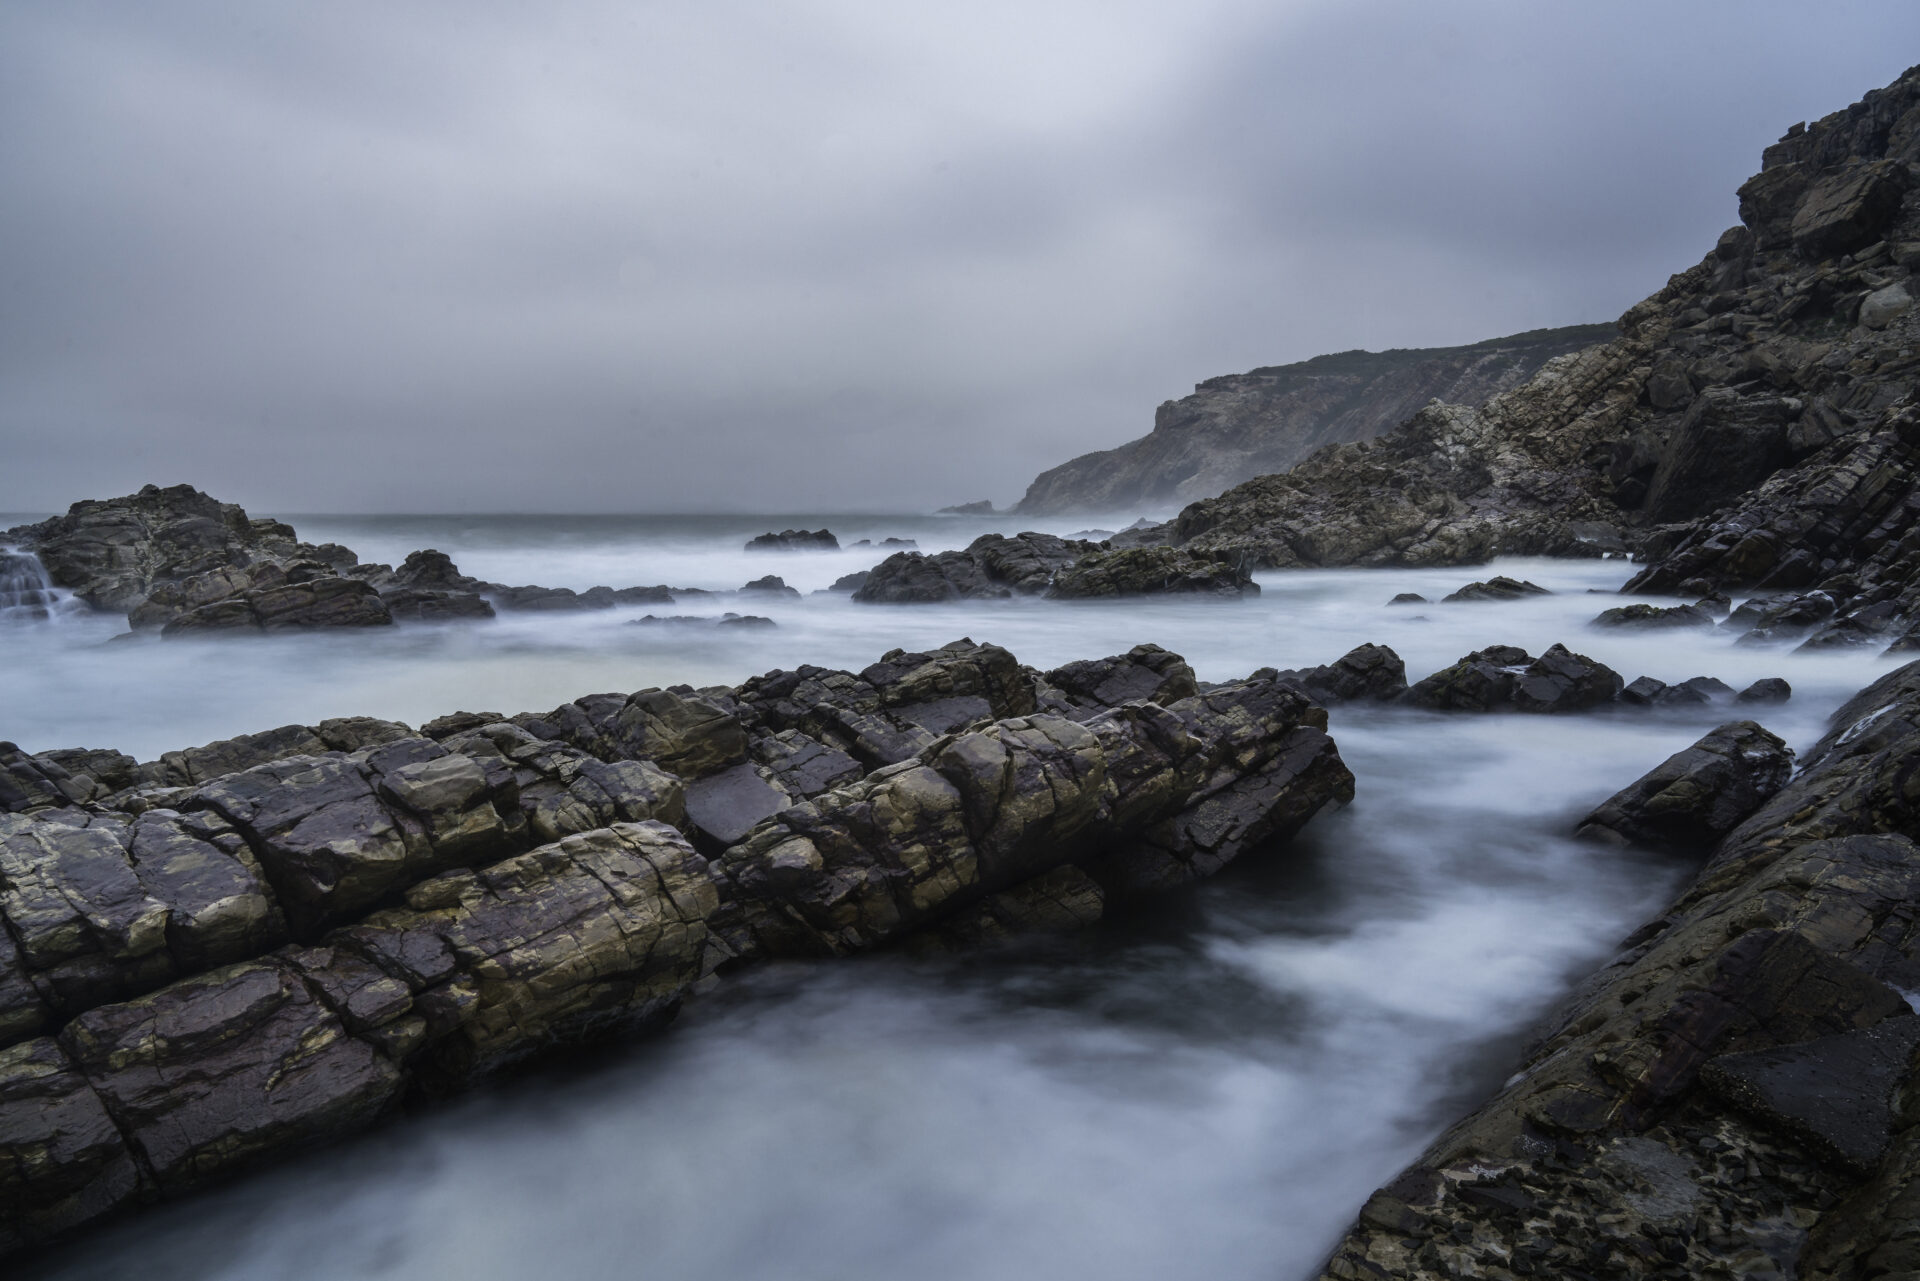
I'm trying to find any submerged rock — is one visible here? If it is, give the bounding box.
[745,529,838,552]
[1441,576,1552,603]
[1589,601,1717,629]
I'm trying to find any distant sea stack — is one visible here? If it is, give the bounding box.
[1013,323,1616,515]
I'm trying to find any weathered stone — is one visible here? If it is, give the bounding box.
[1577,721,1795,854]
[58,959,403,1191]
[1703,1016,1920,1175]
[0,1037,141,1254]
[1272,643,1408,704]
[343,823,719,1083]
[1737,676,1794,704]
[1046,545,1258,599]
[1441,576,1551,602]
[683,762,791,849]
[1590,602,1717,629]
[1041,644,1199,717]
[1791,160,1910,258]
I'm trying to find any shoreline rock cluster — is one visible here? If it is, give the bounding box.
[0,639,1354,1256]
[1313,657,1920,1280]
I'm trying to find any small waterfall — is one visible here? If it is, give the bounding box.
[0,547,61,622]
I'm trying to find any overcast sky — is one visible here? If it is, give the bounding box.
[3,2,1918,514]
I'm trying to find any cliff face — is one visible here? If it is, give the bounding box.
[1012,324,1617,515]
[1170,62,1920,629]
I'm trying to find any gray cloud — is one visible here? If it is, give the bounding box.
[3,1,1918,514]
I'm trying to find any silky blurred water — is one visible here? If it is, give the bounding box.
[4,513,1902,1281]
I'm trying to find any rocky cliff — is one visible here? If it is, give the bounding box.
[1012,325,1616,515]
[1164,63,1920,644]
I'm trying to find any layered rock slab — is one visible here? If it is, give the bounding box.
[0,640,1353,1256]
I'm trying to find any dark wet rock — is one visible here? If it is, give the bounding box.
[1738,676,1794,704]
[847,537,917,550]
[827,570,870,593]
[745,529,838,552]
[1045,545,1258,599]
[1273,643,1407,705]
[1590,602,1717,629]
[6,484,303,613]
[1319,644,1920,1281]
[1386,591,1427,605]
[631,613,775,628]
[0,1036,142,1253]
[1039,644,1198,718]
[1441,575,1551,603]
[1577,720,1795,854]
[1659,674,1736,706]
[62,958,404,1191]
[737,575,800,598]
[1703,1017,1920,1176]
[682,762,791,850]
[1733,590,1840,644]
[1510,642,1625,712]
[1403,643,1619,713]
[1401,644,1533,712]
[911,865,1107,950]
[483,584,603,611]
[852,532,1094,602]
[1618,675,1669,705]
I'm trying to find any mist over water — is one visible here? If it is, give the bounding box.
[7,514,1902,1280]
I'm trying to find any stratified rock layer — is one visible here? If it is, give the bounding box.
[0,639,1353,1256]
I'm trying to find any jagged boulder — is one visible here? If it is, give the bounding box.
[1403,643,1621,713]
[1577,721,1795,853]
[852,533,1094,602]
[1271,643,1408,704]
[1039,644,1198,718]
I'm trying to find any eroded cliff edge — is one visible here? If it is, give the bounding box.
[1013,324,1615,516]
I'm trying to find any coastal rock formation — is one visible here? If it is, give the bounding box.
[1313,657,1920,1281]
[0,486,798,634]
[745,529,839,552]
[1270,643,1409,705]
[0,639,1354,1255]
[1576,720,1795,853]
[1402,643,1623,713]
[850,532,1256,602]
[1012,324,1616,515]
[1154,64,1920,651]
